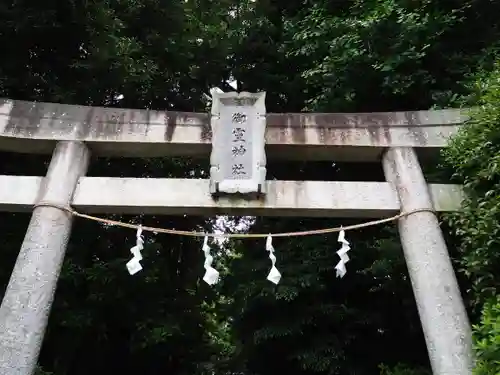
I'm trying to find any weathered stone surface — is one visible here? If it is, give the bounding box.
[0,142,90,375]
[383,147,472,375]
[0,175,463,218]
[0,98,468,161]
[209,91,267,194]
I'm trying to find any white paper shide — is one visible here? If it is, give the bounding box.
[202,236,220,285]
[266,235,281,284]
[335,229,351,278]
[126,226,145,275]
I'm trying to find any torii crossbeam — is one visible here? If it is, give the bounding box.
[0,96,472,375]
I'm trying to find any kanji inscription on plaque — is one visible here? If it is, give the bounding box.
[232,112,247,124]
[232,127,246,142]
[232,145,246,157]
[209,91,267,195]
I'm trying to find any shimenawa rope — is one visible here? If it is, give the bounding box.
[33,202,435,239]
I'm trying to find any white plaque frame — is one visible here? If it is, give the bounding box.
[209,91,267,195]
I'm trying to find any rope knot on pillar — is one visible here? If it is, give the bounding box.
[33,201,74,215]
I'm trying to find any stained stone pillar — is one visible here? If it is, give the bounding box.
[0,141,90,375]
[382,147,472,375]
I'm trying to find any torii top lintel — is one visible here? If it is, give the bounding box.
[0,97,468,162]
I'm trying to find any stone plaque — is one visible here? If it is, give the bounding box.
[209,91,267,195]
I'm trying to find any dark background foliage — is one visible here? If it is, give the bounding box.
[1,0,499,374]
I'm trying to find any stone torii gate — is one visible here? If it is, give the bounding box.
[0,95,472,375]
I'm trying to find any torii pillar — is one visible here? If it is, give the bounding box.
[383,147,473,375]
[0,141,90,375]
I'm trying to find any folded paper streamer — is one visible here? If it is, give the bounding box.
[266,235,281,284]
[335,229,351,278]
[126,226,145,275]
[202,236,220,285]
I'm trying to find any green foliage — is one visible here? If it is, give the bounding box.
[379,363,430,375]
[284,0,500,112]
[225,208,429,374]
[0,0,228,110]
[473,296,500,375]
[35,367,54,375]
[443,64,500,307]
[443,64,500,374]
[2,0,500,374]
